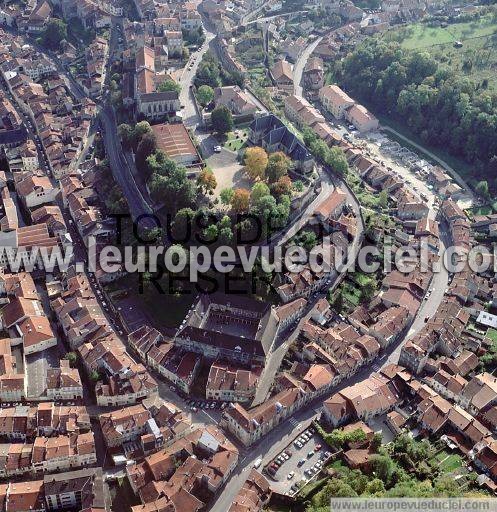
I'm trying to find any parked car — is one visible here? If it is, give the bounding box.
[213,145,222,153]
[287,471,295,480]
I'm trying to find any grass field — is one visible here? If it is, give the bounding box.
[384,14,497,50]
[381,11,497,91]
[434,451,463,473]
[223,129,248,151]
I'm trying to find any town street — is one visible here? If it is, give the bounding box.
[293,36,323,97]
[179,27,216,129]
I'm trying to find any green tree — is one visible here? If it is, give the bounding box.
[293,180,304,192]
[136,132,157,178]
[197,85,214,107]
[379,189,389,209]
[370,432,383,453]
[90,370,101,382]
[251,182,270,204]
[172,208,195,241]
[365,478,386,496]
[330,290,343,313]
[324,479,358,498]
[203,224,218,242]
[370,454,396,487]
[295,231,318,251]
[65,352,77,366]
[361,277,377,301]
[476,180,490,198]
[195,51,221,88]
[266,151,290,183]
[219,215,233,244]
[146,150,175,176]
[211,105,233,134]
[41,18,67,50]
[220,188,234,206]
[327,146,349,175]
[182,26,205,46]
[158,79,181,93]
[148,158,196,213]
[118,123,133,147]
[131,121,152,151]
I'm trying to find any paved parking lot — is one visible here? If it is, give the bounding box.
[367,414,396,444]
[263,427,331,496]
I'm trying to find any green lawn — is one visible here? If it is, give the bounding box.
[381,13,497,92]
[383,14,497,50]
[434,450,462,470]
[487,329,497,342]
[223,129,248,152]
[351,272,375,287]
[435,452,463,473]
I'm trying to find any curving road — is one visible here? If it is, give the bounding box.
[293,36,323,97]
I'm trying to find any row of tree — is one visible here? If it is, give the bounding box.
[335,38,497,181]
[244,146,291,182]
[302,128,349,176]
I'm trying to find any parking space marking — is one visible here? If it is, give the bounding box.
[202,411,217,423]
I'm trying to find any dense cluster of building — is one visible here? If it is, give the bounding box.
[0,402,96,479]
[127,427,238,512]
[0,0,496,509]
[0,29,97,179]
[99,395,191,455]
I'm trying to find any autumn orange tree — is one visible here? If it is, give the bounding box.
[230,188,250,212]
[244,146,268,181]
[271,175,292,196]
[197,168,217,195]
